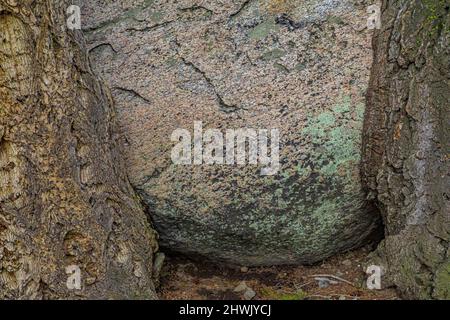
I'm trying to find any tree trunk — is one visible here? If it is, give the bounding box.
[0,0,158,299]
[363,0,449,299]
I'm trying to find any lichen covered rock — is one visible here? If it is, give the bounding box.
[84,0,381,265]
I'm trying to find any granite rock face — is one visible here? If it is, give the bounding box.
[83,0,381,265]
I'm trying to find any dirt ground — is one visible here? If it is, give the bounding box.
[158,245,399,300]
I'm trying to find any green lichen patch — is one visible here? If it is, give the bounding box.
[301,97,363,178]
[433,260,450,299]
[249,19,280,40]
[262,48,287,61]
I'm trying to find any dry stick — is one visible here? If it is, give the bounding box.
[308,294,359,300]
[309,274,357,287]
[294,280,314,289]
[307,294,333,300]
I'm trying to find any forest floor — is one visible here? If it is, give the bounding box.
[158,245,399,300]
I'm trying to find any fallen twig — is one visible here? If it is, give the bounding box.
[309,274,356,287]
[307,294,333,300]
[294,280,314,289]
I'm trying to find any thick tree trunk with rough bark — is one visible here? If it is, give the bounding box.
[0,0,158,299]
[363,0,449,299]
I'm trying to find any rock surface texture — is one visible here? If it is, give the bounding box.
[0,0,158,299]
[363,0,449,299]
[84,0,381,265]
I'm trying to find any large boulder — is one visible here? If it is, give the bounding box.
[83,0,381,265]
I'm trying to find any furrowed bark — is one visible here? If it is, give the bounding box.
[363,0,449,299]
[0,0,158,299]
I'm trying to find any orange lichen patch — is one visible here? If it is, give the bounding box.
[394,121,403,140]
[265,0,296,14]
